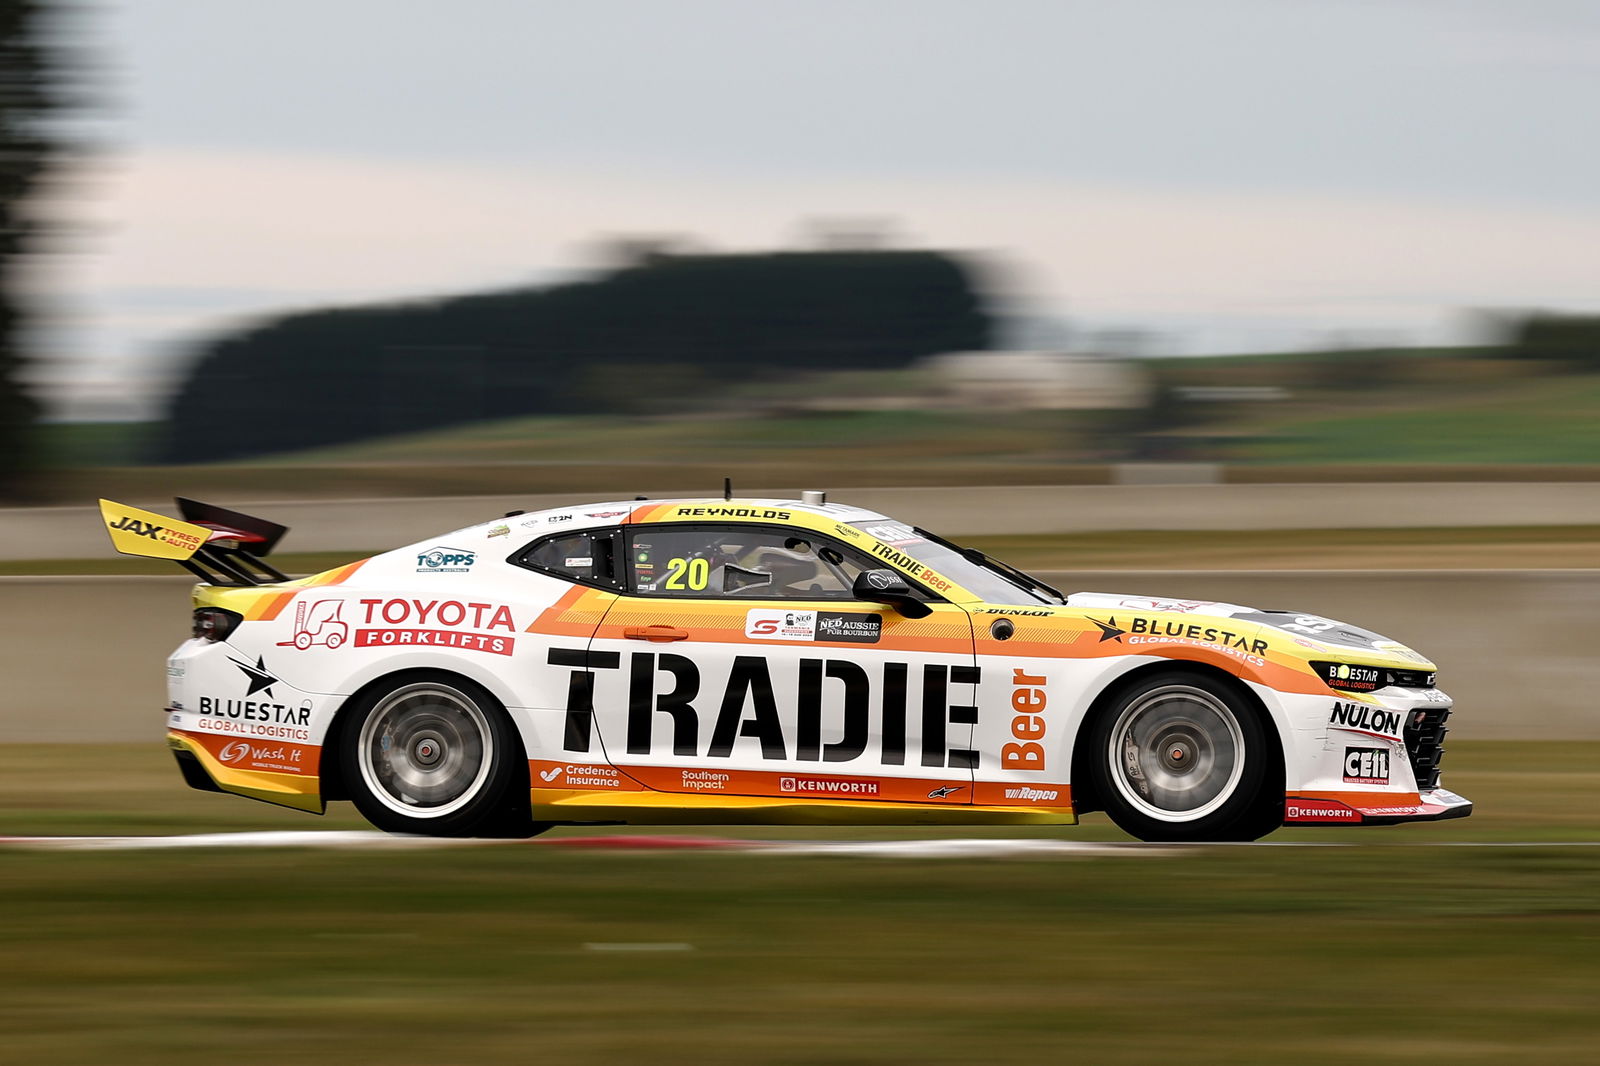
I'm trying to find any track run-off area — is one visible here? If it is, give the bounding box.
[3,831,1598,853]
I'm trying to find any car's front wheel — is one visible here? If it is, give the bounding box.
[339,673,534,836]
[1088,670,1280,842]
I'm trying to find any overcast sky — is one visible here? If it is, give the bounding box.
[35,0,1600,417]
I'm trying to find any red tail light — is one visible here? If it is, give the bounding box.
[192,608,242,642]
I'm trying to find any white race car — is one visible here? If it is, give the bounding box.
[101,493,1471,841]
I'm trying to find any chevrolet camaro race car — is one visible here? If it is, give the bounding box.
[100,493,1471,842]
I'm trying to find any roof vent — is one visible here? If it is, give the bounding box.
[800,490,828,507]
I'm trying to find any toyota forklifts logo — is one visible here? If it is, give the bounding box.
[276,599,349,651]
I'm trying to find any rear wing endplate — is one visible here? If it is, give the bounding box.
[99,498,292,586]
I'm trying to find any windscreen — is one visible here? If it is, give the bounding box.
[850,520,1057,606]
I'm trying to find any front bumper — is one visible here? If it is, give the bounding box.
[1283,787,1473,826]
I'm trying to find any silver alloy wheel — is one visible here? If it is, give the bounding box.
[1107,684,1246,823]
[356,683,494,819]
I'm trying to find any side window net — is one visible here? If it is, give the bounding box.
[519,530,622,588]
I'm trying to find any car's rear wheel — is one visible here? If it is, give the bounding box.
[1088,670,1280,842]
[339,673,535,837]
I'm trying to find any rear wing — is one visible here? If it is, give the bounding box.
[99,497,291,586]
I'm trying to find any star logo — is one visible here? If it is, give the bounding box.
[927,785,964,799]
[229,655,279,697]
[1091,617,1126,643]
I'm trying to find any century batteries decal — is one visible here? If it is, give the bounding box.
[353,598,518,655]
[744,609,883,644]
[1329,700,1405,741]
[1343,746,1391,785]
[548,649,979,769]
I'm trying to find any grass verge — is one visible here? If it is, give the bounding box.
[0,742,1596,1064]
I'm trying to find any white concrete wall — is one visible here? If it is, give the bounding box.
[4,570,1593,742]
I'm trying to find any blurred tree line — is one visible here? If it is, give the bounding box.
[1508,314,1600,369]
[163,249,990,462]
[0,0,57,499]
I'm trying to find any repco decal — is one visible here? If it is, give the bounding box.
[354,598,517,656]
[548,649,979,769]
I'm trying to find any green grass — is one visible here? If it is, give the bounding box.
[248,409,1095,467]
[25,366,1600,506]
[1225,373,1600,465]
[0,742,1596,1063]
[29,421,157,467]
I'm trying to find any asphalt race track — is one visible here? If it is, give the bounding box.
[2,831,1596,853]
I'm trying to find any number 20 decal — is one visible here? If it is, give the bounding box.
[664,557,710,591]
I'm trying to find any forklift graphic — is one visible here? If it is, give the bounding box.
[277,598,348,650]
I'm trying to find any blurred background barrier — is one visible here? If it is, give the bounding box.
[9,481,1600,559]
[3,570,1592,743]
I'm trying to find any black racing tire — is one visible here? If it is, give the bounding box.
[1087,669,1281,842]
[338,672,538,837]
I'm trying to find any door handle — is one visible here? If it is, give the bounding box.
[624,625,690,642]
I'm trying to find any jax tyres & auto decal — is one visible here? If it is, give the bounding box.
[338,672,533,837]
[1088,669,1278,842]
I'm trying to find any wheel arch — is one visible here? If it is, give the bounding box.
[1068,658,1286,817]
[318,666,531,802]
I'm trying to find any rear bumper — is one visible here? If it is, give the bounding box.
[166,729,325,814]
[1283,788,1473,826]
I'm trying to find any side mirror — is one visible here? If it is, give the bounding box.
[852,569,932,619]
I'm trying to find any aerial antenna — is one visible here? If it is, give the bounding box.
[723,477,733,501]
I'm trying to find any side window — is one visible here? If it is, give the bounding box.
[518,529,623,589]
[628,525,882,600]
